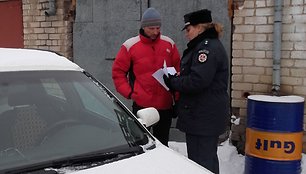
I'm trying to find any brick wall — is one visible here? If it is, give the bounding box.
[22,0,75,59]
[232,0,306,152]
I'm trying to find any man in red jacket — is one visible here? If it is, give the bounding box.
[112,7,180,146]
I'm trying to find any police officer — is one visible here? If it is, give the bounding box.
[163,9,229,174]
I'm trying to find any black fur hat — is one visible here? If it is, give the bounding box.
[182,9,212,30]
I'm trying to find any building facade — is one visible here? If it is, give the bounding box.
[231,0,306,152]
[22,0,75,59]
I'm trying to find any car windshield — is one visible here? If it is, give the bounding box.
[0,71,150,172]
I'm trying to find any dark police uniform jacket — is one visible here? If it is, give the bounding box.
[170,28,229,136]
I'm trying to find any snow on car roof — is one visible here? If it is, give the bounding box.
[0,48,83,72]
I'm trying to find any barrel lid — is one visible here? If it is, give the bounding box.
[248,95,304,103]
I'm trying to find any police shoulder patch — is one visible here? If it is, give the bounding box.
[198,53,207,63]
[198,49,209,54]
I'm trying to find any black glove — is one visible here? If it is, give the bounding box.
[163,74,174,90]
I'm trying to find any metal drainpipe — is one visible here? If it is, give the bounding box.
[45,0,56,16]
[271,0,283,96]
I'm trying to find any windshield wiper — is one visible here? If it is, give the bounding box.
[61,145,144,165]
[0,146,144,174]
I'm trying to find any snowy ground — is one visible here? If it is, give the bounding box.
[169,139,306,174]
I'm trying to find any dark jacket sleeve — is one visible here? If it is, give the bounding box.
[171,43,218,93]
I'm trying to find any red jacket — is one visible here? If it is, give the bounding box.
[112,33,180,109]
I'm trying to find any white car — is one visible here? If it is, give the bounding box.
[0,48,212,174]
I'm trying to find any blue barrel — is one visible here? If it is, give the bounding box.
[245,95,304,174]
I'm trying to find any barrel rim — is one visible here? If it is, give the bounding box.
[248,95,304,103]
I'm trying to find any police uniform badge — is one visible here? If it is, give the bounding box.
[198,53,207,63]
[198,49,209,63]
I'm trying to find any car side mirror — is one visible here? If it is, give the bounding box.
[136,107,160,127]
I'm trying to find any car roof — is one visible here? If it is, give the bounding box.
[0,48,83,72]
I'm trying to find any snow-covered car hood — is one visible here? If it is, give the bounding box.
[62,143,212,174]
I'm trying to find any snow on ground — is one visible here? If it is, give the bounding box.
[169,139,306,174]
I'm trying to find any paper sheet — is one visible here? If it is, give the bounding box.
[152,60,177,90]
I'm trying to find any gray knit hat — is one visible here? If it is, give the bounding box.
[141,7,161,28]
